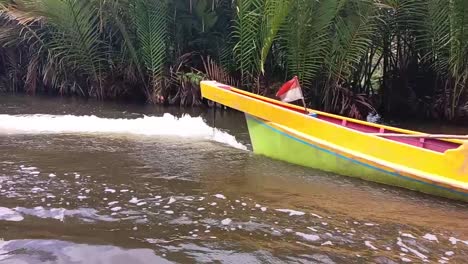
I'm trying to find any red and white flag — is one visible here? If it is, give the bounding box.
[276,76,304,103]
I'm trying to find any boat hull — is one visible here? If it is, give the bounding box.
[246,114,468,202]
[200,80,468,202]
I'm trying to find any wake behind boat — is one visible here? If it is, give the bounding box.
[200,80,468,203]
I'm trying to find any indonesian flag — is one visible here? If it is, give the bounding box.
[276,76,304,103]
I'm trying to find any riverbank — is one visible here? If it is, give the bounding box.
[2,90,468,129]
[1,0,467,122]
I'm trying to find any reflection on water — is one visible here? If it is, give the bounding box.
[0,95,467,263]
[0,239,172,264]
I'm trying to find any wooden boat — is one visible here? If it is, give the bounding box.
[200,80,468,203]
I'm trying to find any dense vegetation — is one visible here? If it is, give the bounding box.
[0,0,467,121]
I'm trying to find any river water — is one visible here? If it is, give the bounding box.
[0,95,467,264]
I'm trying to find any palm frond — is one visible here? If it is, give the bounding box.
[232,0,263,84]
[0,1,46,49]
[416,0,450,72]
[201,55,239,86]
[108,1,144,78]
[259,0,290,74]
[39,0,106,97]
[134,0,169,100]
[327,0,377,81]
[449,0,468,76]
[284,0,340,86]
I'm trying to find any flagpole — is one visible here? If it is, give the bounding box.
[301,96,308,114]
[299,85,308,114]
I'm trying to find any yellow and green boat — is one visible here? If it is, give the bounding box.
[200,80,468,203]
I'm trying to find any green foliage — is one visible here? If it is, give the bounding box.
[134,0,168,99]
[259,0,291,74]
[232,0,263,84]
[284,0,340,86]
[0,0,467,120]
[379,0,468,119]
[232,0,291,88]
[326,0,377,81]
[44,0,105,84]
[193,0,218,33]
[0,0,108,97]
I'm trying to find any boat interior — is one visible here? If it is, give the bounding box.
[216,84,462,153]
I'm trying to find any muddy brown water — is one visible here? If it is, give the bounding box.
[0,95,467,264]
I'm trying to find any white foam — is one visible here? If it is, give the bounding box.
[397,237,427,260]
[111,207,122,212]
[275,209,305,216]
[365,241,378,250]
[104,188,116,193]
[401,233,416,239]
[221,218,232,225]
[423,233,438,242]
[20,166,37,171]
[449,237,468,245]
[311,213,323,219]
[0,207,24,222]
[168,197,176,204]
[0,114,247,150]
[295,232,320,242]
[214,194,226,200]
[31,187,44,192]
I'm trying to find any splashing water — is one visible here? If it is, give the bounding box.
[0,113,247,150]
